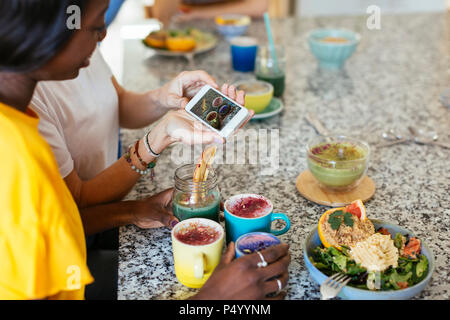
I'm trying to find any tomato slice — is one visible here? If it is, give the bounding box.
[377,227,391,236]
[403,237,421,258]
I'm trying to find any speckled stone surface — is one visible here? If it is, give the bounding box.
[118,13,450,300]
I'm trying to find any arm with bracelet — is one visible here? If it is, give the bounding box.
[76,83,250,235]
[31,48,247,234]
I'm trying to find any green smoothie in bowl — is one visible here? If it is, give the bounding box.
[307,136,370,191]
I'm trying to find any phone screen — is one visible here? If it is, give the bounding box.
[189,88,243,131]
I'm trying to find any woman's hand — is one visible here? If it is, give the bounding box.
[157,70,219,110]
[192,242,291,300]
[133,188,179,229]
[161,109,227,146]
[142,83,252,159]
[160,83,248,146]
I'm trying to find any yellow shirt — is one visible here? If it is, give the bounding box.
[0,102,93,300]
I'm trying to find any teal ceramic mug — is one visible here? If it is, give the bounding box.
[224,194,290,243]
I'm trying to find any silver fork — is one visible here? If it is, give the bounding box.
[320,273,351,300]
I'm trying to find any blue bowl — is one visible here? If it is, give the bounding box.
[215,14,251,39]
[307,29,360,69]
[303,219,435,300]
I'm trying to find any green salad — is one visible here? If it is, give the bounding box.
[310,229,429,291]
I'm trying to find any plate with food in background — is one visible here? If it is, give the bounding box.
[143,28,218,57]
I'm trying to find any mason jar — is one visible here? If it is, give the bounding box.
[173,164,220,222]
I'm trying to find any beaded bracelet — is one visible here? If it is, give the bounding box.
[124,141,157,179]
[134,140,148,168]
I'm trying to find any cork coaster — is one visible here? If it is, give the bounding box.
[296,170,375,207]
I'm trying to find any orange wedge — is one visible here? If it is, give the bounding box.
[318,207,345,249]
[166,36,196,52]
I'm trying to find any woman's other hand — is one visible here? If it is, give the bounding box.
[133,188,179,229]
[192,242,291,300]
[158,70,219,110]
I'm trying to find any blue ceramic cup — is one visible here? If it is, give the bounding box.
[235,232,281,258]
[224,194,290,244]
[230,37,258,72]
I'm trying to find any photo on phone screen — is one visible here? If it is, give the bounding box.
[189,88,243,131]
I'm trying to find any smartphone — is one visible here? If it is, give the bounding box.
[185,85,249,140]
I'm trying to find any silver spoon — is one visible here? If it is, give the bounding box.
[382,128,404,141]
[375,138,410,148]
[408,127,450,149]
[305,112,330,136]
[377,128,410,148]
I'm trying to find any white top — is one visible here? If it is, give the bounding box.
[31,49,120,180]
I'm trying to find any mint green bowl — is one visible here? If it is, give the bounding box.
[307,29,360,69]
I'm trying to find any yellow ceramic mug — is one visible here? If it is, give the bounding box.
[171,218,224,288]
[235,80,274,113]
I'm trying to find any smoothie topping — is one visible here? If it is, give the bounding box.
[176,223,220,246]
[229,196,271,218]
[310,142,365,161]
[320,37,349,43]
[238,234,280,254]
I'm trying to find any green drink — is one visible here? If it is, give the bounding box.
[173,164,221,222]
[173,190,220,222]
[256,72,285,97]
[255,45,286,97]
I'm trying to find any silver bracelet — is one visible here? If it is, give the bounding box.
[144,131,161,158]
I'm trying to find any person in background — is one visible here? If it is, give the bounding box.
[152,0,269,25]
[0,0,289,300]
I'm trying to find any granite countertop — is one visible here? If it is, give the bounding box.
[118,13,450,300]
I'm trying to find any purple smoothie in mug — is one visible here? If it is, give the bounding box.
[235,232,281,258]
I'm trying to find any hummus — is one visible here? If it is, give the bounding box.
[321,213,375,248]
[350,233,399,272]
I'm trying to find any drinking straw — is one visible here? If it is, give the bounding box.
[263,12,279,73]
